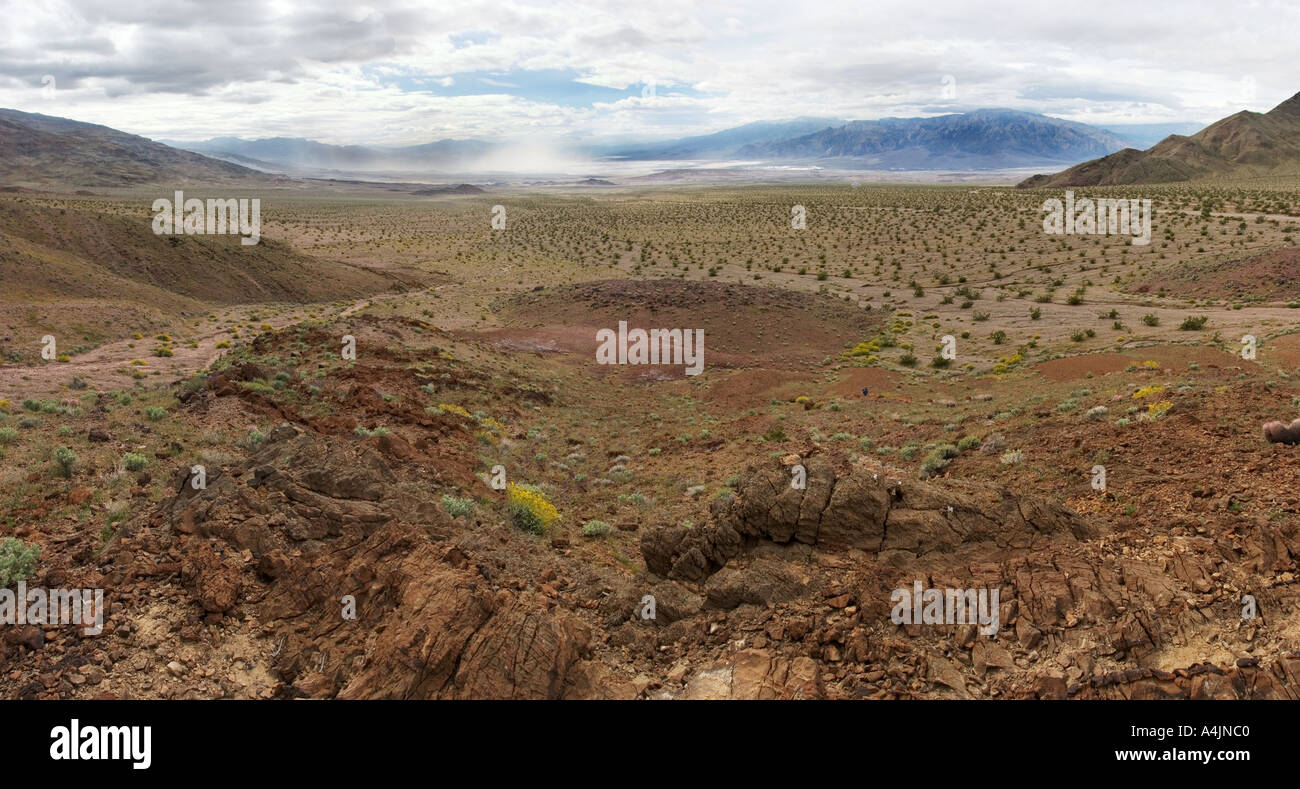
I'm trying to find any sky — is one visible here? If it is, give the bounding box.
[1,0,1296,146]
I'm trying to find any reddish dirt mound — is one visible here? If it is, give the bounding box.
[830,367,901,398]
[1036,346,1248,382]
[705,368,807,410]
[1035,353,1133,382]
[1130,246,1300,301]
[492,279,880,370]
[1264,333,1300,368]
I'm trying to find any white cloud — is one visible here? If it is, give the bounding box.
[0,0,1293,144]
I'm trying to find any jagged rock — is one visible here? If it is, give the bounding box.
[643,457,1098,582]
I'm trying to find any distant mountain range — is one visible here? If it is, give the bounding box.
[2,103,1281,189]
[735,109,1128,169]
[593,117,847,160]
[1019,91,1300,187]
[166,112,1209,175]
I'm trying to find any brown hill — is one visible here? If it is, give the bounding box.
[0,197,402,305]
[0,108,283,188]
[1018,91,1300,187]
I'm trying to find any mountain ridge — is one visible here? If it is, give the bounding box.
[1018,91,1300,187]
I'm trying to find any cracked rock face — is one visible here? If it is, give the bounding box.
[641,455,1098,583]
[638,456,1300,700]
[131,428,600,699]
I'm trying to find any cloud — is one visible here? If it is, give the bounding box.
[0,0,1293,144]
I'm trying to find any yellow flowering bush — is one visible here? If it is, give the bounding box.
[507,483,560,535]
[992,353,1023,375]
[1132,385,1165,399]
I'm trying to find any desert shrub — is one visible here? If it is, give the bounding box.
[956,435,981,451]
[920,450,951,477]
[581,520,613,538]
[1179,315,1208,331]
[507,483,560,535]
[1000,449,1024,465]
[0,427,17,445]
[54,446,76,477]
[0,538,41,586]
[123,452,148,471]
[898,353,918,367]
[440,494,475,518]
[1086,405,1109,420]
[145,406,168,421]
[992,353,1023,374]
[1142,314,1160,326]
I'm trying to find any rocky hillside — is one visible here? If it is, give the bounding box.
[0,109,281,187]
[1018,91,1300,187]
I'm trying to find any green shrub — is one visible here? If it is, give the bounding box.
[1179,315,1208,331]
[956,435,981,451]
[145,406,168,421]
[581,520,613,538]
[440,494,475,518]
[920,451,951,477]
[123,452,148,472]
[54,446,76,477]
[0,427,17,445]
[0,538,41,586]
[933,443,960,459]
